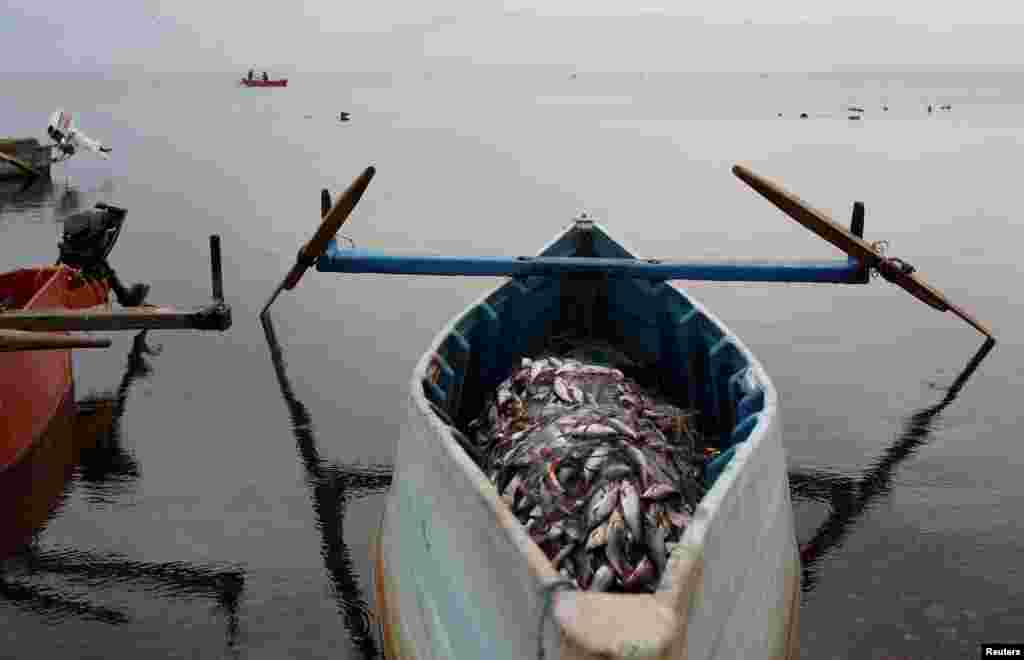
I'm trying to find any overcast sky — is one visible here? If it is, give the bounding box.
[4,0,1024,73]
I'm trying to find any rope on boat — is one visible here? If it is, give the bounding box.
[536,577,576,660]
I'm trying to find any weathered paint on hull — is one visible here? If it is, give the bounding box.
[373,223,801,659]
[0,266,110,472]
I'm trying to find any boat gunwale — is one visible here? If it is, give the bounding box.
[401,219,785,655]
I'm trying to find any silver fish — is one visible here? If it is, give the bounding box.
[606,417,638,440]
[563,518,584,542]
[572,422,618,438]
[605,509,632,579]
[556,463,577,486]
[585,520,609,550]
[573,545,594,589]
[623,556,656,591]
[532,385,553,401]
[583,448,612,481]
[497,384,514,407]
[600,461,634,483]
[516,492,537,515]
[501,474,523,507]
[621,443,652,490]
[641,482,678,500]
[552,541,576,568]
[644,511,668,577]
[578,365,625,381]
[543,521,565,543]
[589,564,616,592]
[586,481,620,530]
[554,378,574,403]
[668,509,692,530]
[619,481,642,540]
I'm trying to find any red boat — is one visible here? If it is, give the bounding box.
[0,265,111,471]
[240,78,288,87]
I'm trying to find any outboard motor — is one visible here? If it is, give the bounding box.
[58,203,149,306]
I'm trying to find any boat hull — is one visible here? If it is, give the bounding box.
[0,266,109,472]
[239,79,288,88]
[373,222,800,659]
[0,387,79,558]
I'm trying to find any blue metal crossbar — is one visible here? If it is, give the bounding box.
[317,242,869,284]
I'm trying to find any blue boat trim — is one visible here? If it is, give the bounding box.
[318,242,867,284]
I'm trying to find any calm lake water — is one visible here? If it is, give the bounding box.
[1,70,1021,659]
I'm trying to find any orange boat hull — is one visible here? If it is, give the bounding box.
[0,266,109,472]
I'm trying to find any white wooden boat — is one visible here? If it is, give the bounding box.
[261,164,993,660]
[371,218,801,660]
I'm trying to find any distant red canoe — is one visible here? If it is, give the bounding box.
[240,78,288,88]
[0,266,110,472]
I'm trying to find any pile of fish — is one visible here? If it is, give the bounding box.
[466,353,710,593]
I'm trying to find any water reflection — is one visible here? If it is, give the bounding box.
[0,176,63,216]
[792,338,996,592]
[262,314,392,659]
[74,330,159,499]
[0,332,245,651]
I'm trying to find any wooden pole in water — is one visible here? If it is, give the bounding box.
[210,235,224,302]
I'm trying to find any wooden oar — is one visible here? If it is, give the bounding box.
[732,164,995,342]
[0,152,39,177]
[0,304,229,332]
[260,165,376,320]
[0,329,111,352]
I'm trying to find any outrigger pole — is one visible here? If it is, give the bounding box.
[0,329,111,352]
[260,164,994,342]
[0,236,231,335]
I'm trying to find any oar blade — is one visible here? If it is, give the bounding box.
[732,164,878,262]
[282,165,376,290]
[733,163,995,341]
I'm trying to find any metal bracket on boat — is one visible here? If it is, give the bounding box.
[0,235,231,333]
[733,164,995,342]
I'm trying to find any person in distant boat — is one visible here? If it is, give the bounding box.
[247,69,254,81]
[263,71,269,81]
